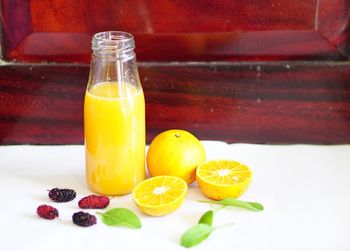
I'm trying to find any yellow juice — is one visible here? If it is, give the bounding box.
[84,82,145,195]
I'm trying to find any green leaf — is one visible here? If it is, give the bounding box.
[97,208,142,229]
[197,198,264,212]
[180,224,215,248]
[198,210,213,226]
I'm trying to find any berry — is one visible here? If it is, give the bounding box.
[78,195,110,209]
[37,204,59,220]
[72,211,97,227]
[48,188,76,202]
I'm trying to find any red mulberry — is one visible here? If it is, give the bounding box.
[37,204,59,220]
[78,195,110,209]
[72,211,96,227]
[48,188,76,202]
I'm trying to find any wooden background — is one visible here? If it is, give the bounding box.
[1,0,350,144]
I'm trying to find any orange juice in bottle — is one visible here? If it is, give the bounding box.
[84,31,145,195]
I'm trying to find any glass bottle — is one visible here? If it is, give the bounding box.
[84,31,145,195]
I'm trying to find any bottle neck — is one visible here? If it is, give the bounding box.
[92,31,135,61]
[88,31,141,92]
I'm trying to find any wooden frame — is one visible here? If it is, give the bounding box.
[1,0,349,62]
[1,0,349,144]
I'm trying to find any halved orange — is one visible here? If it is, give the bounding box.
[196,160,252,200]
[132,176,188,216]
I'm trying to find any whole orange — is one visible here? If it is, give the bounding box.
[147,129,206,184]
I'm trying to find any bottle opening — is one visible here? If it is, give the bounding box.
[92,31,135,57]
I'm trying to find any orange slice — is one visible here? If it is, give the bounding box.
[132,176,188,216]
[196,160,252,200]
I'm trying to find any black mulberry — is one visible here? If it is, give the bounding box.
[72,211,97,227]
[48,188,76,202]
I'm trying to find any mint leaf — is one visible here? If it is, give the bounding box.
[180,223,214,248]
[197,198,264,212]
[198,210,213,226]
[97,208,141,229]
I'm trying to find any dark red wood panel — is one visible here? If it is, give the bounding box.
[29,0,317,32]
[1,0,349,62]
[1,62,350,144]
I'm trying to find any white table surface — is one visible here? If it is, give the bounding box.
[0,142,349,251]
